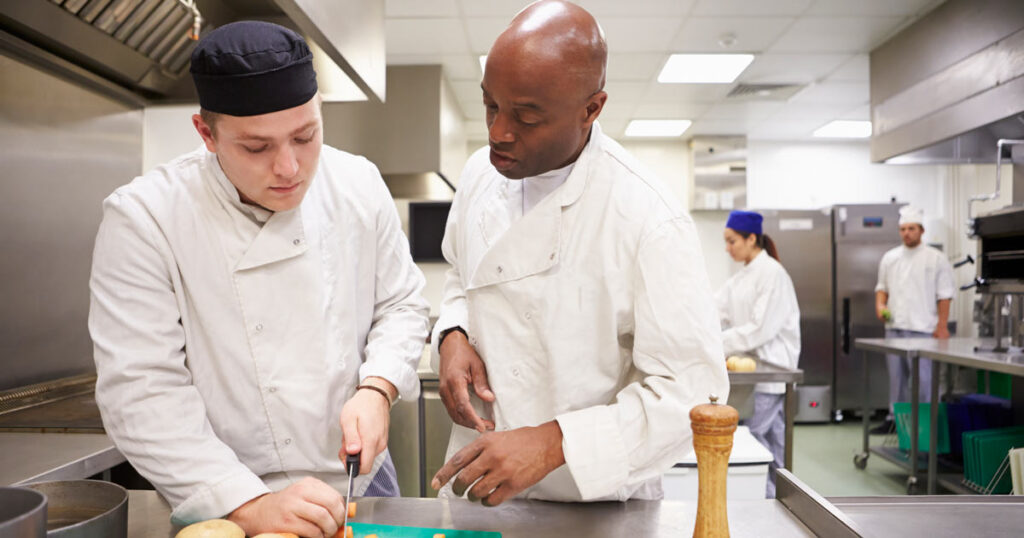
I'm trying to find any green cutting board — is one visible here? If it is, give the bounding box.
[349,522,501,538]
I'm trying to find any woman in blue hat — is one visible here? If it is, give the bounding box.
[716,210,801,498]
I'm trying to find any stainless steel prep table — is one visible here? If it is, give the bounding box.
[855,337,1024,495]
[0,432,123,486]
[853,337,936,493]
[728,360,804,470]
[125,470,1024,537]
[128,470,831,537]
[914,338,1024,495]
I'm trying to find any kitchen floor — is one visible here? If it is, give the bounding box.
[790,421,910,497]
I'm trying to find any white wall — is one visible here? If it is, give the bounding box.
[747,140,952,247]
[143,104,202,172]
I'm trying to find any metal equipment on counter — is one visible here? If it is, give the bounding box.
[23,480,128,538]
[966,140,1024,352]
[0,486,46,538]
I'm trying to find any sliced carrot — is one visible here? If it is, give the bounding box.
[433,534,447,538]
[364,535,377,538]
[348,501,357,518]
[346,527,354,538]
[278,534,299,538]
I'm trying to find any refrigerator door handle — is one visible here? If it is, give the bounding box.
[841,297,851,355]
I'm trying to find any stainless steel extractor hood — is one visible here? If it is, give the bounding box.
[0,0,385,107]
[869,0,1024,164]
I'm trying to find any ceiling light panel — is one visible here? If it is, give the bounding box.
[658,54,755,83]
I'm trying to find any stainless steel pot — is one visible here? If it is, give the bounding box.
[23,480,127,538]
[0,486,47,538]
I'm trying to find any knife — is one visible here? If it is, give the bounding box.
[341,452,360,535]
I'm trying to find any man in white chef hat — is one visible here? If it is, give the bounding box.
[871,205,954,434]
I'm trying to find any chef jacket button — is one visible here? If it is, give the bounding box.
[469,337,478,346]
[293,238,301,245]
[512,368,520,377]
[496,265,503,274]
[268,387,276,393]
[284,438,292,445]
[524,311,532,320]
[255,323,263,332]
[550,253,555,260]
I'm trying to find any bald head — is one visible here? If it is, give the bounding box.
[492,1,607,98]
[480,1,609,179]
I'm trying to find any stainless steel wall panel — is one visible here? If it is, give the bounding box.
[0,53,141,390]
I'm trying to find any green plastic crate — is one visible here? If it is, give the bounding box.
[894,402,950,454]
[977,371,1013,399]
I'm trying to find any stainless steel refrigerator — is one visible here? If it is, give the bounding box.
[761,204,902,422]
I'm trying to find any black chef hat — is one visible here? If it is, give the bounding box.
[190,21,317,116]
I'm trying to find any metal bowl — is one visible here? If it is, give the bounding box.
[0,486,47,538]
[23,480,127,538]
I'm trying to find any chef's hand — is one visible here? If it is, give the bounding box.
[339,377,394,474]
[227,477,344,538]
[933,324,950,339]
[431,421,565,506]
[438,330,496,432]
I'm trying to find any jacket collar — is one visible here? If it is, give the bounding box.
[202,149,309,271]
[466,123,603,289]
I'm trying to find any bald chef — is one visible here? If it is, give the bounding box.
[88,21,428,537]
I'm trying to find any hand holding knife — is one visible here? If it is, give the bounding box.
[340,452,360,537]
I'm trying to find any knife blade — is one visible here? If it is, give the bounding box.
[341,452,360,535]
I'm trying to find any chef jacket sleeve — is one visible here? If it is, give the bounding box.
[430,179,470,373]
[360,163,431,401]
[89,192,269,524]
[720,269,792,356]
[935,255,955,301]
[716,282,731,329]
[555,216,729,500]
[875,253,889,293]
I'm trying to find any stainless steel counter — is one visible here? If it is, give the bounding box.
[125,489,816,538]
[913,337,1024,376]
[830,496,1024,538]
[0,432,123,486]
[731,359,804,470]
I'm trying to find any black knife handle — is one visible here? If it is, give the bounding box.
[346,452,360,476]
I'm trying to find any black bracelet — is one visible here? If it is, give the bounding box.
[438,326,467,347]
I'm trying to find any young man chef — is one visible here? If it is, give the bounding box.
[88,21,429,537]
[429,0,728,506]
[871,205,954,434]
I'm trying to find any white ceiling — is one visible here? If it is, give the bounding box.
[384,0,946,141]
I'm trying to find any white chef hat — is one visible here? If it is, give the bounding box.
[898,205,924,226]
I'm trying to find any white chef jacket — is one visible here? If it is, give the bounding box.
[88,145,429,524]
[716,250,801,394]
[431,122,728,502]
[875,244,955,333]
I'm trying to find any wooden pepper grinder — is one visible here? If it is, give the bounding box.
[690,394,739,538]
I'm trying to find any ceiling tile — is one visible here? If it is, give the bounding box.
[580,0,694,17]
[457,0,533,17]
[386,0,459,17]
[597,100,635,119]
[689,118,761,136]
[600,17,684,52]
[841,104,871,120]
[606,53,665,81]
[386,18,469,54]
[826,54,869,82]
[737,53,851,84]
[747,119,826,139]
[769,101,857,121]
[671,17,794,52]
[807,0,938,17]
[449,79,484,103]
[388,54,482,80]
[768,16,906,53]
[632,102,712,118]
[692,0,813,16]
[460,100,486,121]
[789,81,869,104]
[465,17,512,53]
[643,82,733,103]
[605,81,655,103]
[701,101,785,121]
